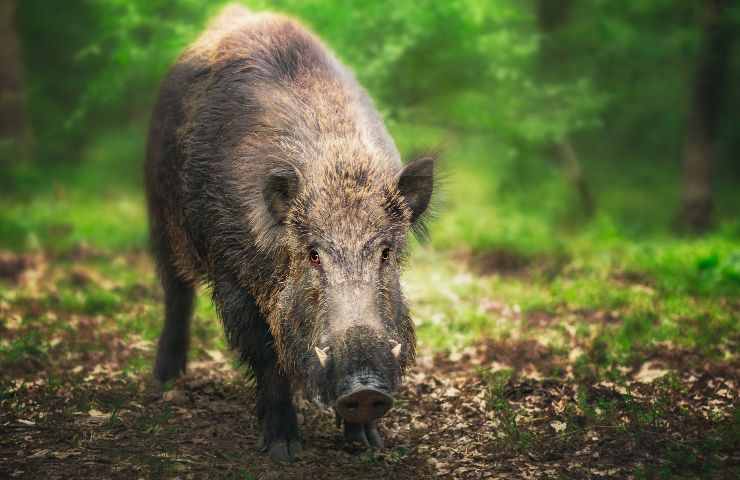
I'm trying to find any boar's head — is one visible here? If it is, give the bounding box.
[263,155,434,425]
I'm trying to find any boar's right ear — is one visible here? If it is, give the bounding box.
[263,166,300,225]
[396,157,435,226]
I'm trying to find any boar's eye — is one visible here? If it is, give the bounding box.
[381,247,391,262]
[309,249,321,266]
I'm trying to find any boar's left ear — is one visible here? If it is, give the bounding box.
[263,166,300,225]
[396,157,435,225]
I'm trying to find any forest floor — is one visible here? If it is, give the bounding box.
[1,247,738,480]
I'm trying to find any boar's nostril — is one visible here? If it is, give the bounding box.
[335,388,394,424]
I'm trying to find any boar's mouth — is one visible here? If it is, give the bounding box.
[305,343,402,412]
[309,327,403,424]
[289,279,410,416]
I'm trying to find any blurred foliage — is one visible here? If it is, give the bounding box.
[4,0,740,250]
[17,0,210,159]
[13,0,740,169]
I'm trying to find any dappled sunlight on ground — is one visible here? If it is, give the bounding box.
[1,248,738,479]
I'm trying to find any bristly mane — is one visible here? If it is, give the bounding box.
[177,9,404,266]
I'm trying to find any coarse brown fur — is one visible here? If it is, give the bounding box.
[145,4,434,461]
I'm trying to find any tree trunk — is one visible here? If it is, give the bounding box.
[0,0,30,164]
[678,0,734,233]
[536,0,595,218]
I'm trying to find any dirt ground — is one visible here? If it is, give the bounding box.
[1,250,738,479]
[2,347,738,479]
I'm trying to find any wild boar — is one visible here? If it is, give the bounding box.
[145,4,434,462]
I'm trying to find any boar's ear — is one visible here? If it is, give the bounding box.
[396,157,435,225]
[263,166,300,225]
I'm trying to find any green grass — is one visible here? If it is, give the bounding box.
[395,126,739,359]
[0,125,738,479]
[0,190,146,252]
[1,127,148,252]
[2,124,739,371]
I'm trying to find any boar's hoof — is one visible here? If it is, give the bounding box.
[259,406,302,462]
[344,421,384,449]
[264,439,303,463]
[153,350,186,383]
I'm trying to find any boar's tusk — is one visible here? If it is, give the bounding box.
[315,347,329,367]
[391,342,402,359]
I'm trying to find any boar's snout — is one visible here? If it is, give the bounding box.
[335,377,394,424]
[318,322,404,423]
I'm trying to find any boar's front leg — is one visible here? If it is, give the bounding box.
[255,359,302,462]
[213,279,302,463]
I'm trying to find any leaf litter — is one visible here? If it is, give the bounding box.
[1,249,738,479]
